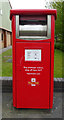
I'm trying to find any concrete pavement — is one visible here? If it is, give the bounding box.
[1,77,63,118]
[2,92,62,118]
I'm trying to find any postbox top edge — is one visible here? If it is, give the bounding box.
[10,9,57,20]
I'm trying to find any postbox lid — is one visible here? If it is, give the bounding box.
[10,9,57,20]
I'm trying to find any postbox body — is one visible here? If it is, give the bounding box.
[10,9,57,109]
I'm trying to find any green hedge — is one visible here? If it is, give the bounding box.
[54,42,64,51]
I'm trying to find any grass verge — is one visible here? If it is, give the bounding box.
[0,48,63,78]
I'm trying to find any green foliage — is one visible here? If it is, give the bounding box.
[62,1,64,43]
[54,42,64,51]
[45,0,64,42]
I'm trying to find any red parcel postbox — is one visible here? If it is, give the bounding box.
[10,9,57,109]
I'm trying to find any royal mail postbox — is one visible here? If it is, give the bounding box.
[10,9,57,109]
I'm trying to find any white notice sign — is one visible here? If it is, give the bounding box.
[25,49,41,61]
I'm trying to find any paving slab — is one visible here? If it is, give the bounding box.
[2,92,62,118]
[6,59,12,63]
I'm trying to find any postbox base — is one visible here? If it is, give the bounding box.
[13,105,53,109]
